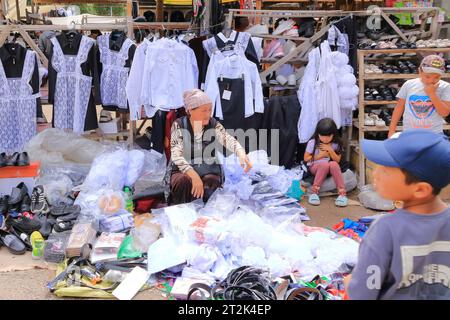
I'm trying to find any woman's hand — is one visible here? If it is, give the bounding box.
[186,169,204,199]
[238,150,253,173]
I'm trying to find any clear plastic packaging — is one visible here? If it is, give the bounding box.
[99,210,134,233]
[252,181,274,194]
[199,189,240,218]
[43,231,71,263]
[261,196,299,207]
[79,150,129,192]
[251,191,285,202]
[223,176,254,200]
[130,214,161,252]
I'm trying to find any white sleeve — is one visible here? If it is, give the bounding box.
[204,56,222,119]
[184,47,198,91]
[190,48,199,89]
[126,43,146,120]
[250,61,264,113]
[141,46,156,110]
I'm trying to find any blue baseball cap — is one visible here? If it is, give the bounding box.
[361,129,450,189]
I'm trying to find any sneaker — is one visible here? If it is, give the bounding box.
[335,195,348,207]
[308,194,320,206]
[31,185,50,215]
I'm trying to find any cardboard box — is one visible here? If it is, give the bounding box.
[98,118,122,134]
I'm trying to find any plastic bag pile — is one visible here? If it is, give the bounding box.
[147,150,359,281]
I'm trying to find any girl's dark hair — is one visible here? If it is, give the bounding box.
[309,118,343,164]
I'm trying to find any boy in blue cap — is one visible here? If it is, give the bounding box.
[346,129,450,300]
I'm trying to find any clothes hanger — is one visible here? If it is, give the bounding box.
[222,20,232,38]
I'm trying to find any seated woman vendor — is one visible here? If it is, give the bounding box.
[169,89,253,205]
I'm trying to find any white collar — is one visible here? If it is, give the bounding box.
[218,30,237,43]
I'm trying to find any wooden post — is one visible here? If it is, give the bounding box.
[380,10,408,42]
[15,0,20,21]
[259,22,331,84]
[156,0,163,22]
[429,8,439,40]
[357,49,365,187]
[18,28,48,67]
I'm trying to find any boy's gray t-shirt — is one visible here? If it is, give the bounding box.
[396,78,450,133]
[348,207,450,300]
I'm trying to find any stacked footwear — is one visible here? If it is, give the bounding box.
[379,61,418,74]
[37,204,81,238]
[0,152,30,167]
[416,39,450,48]
[364,85,398,101]
[364,113,386,127]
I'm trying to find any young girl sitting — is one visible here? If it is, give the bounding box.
[304,118,348,207]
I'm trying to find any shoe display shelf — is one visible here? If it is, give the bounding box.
[350,47,450,186]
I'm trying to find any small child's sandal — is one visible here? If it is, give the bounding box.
[335,195,348,207]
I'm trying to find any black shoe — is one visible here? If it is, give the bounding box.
[364,89,374,101]
[9,182,28,205]
[20,194,31,213]
[53,220,75,233]
[6,152,19,166]
[0,196,9,215]
[9,226,33,251]
[0,153,6,167]
[5,216,41,235]
[35,212,53,238]
[17,152,30,167]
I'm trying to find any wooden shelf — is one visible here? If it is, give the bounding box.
[353,120,450,132]
[363,100,397,105]
[359,47,450,54]
[364,73,450,80]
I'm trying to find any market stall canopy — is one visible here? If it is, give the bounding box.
[30,0,237,4]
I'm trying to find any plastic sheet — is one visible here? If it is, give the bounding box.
[358,184,395,211]
[125,150,145,187]
[79,150,129,192]
[25,128,110,166]
[37,173,74,206]
[133,149,167,195]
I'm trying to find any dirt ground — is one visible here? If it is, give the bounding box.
[0,192,378,300]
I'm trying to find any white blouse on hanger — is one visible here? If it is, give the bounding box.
[126,38,154,120]
[204,52,264,120]
[141,38,198,111]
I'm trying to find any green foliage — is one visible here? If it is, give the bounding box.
[78,4,125,16]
